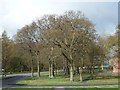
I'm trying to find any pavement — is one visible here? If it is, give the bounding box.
[54,86,65,90]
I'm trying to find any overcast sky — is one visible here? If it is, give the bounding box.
[0,0,119,37]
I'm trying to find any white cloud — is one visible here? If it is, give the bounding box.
[0,0,118,37]
[0,0,57,36]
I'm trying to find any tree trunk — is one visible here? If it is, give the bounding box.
[64,60,70,75]
[37,60,40,77]
[89,67,92,74]
[31,67,34,77]
[101,64,104,70]
[4,58,7,77]
[4,69,6,77]
[76,67,79,74]
[90,66,94,79]
[51,62,54,78]
[49,62,54,78]
[70,63,74,81]
[64,67,70,75]
[20,66,23,73]
[73,63,76,75]
[49,63,51,78]
[31,59,34,77]
[79,67,83,82]
[55,62,57,76]
[55,68,57,76]
[91,65,95,74]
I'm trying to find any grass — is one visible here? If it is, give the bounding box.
[65,85,119,90]
[65,85,119,88]
[17,75,78,85]
[17,73,90,85]
[2,88,53,90]
[16,71,119,85]
[1,85,119,90]
[65,86,119,90]
[86,78,118,84]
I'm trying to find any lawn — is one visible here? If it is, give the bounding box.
[2,88,53,90]
[16,71,119,85]
[16,73,90,85]
[65,85,119,90]
[65,85,119,88]
[86,78,118,84]
[65,87,119,90]
[2,85,119,90]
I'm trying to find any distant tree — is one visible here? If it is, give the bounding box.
[15,21,45,77]
[116,24,120,57]
[15,25,37,76]
[0,36,2,74]
[2,31,10,77]
[101,25,119,58]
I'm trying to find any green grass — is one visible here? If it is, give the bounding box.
[65,85,118,88]
[17,73,90,85]
[65,85,119,90]
[2,88,53,90]
[2,85,119,90]
[86,78,118,84]
[17,75,78,85]
[17,72,119,85]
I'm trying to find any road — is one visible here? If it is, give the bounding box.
[1,71,49,88]
[2,76,28,88]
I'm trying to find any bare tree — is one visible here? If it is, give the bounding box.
[42,11,97,81]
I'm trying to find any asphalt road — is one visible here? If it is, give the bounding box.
[2,76,28,88]
[1,71,49,88]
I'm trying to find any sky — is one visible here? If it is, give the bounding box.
[0,0,119,38]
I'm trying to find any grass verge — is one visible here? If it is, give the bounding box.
[2,88,53,90]
[65,85,119,90]
[16,73,90,85]
[1,85,119,90]
[86,78,118,84]
[16,72,119,86]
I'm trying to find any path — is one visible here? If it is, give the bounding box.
[54,86,65,90]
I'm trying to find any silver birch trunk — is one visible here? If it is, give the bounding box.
[70,63,74,81]
[37,60,40,77]
[79,67,83,82]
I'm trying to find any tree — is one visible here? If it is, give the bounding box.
[2,31,10,77]
[42,11,97,81]
[116,24,120,57]
[0,36,2,74]
[15,25,37,76]
[15,21,46,77]
[8,41,30,72]
[13,10,106,82]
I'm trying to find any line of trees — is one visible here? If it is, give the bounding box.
[2,10,118,81]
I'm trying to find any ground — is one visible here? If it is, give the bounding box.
[1,70,119,90]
